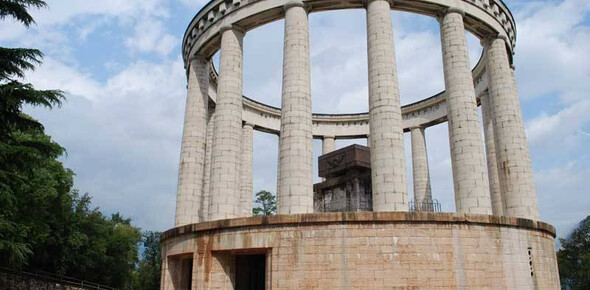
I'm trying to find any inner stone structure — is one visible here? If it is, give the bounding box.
[162,0,560,289]
[314,145,372,213]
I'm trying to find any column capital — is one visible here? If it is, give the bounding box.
[283,0,308,12]
[323,135,335,140]
[481,34,508,47]
[243,122,255,128]
[436,7,464,23]
[219,24,246,35]
[363,0,394,9]
[445,6,465,17]
[409,125,424,131]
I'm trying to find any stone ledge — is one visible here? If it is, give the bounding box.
[162,212,556,241]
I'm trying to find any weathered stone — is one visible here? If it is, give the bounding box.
[208,26,244,221]
[366,0,408,212]
[484,36,539,220]
[277,1,314,214]
[410,127,433,209]
[175,56,209,226]
[440,10,491,215]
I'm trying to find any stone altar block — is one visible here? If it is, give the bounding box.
[314,144,372,212]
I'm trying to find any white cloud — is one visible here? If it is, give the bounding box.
[514,0,590,104]
[126,18,178,57]
[527,99,590,151]
[26,57,186,230]
[535,160,590,238]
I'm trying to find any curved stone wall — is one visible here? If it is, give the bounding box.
[161,212,560,289]
[203,12,491,138]
[182,0,516,61]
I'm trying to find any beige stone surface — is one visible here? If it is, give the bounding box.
[239,123,254,217]
[277,1,314,214]
[480,92,504,216]
[200,108,215,222]
[366,0,408,212]
[175,57,209,226]
[321,136,335,181]
[485,37,539,220]
[440,10,491,215]
[208,27,244,221]
[410,127,432,208]
[322,136,335,155]
[183,0,517,63]
[161,212,560,289]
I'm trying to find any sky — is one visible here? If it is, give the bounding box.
[2,0,588,240]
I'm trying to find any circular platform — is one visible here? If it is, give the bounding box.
[161,212,560,289]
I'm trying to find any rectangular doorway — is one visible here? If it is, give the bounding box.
[235,254,266,290]
[180,257,193,290]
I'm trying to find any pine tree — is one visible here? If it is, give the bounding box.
[252,190,277,216]
[0,0,65,267]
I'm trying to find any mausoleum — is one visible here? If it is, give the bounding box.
[161,0,561,288]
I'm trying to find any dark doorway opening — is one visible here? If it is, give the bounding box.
[180,257,193,289]
[235,254,266,290]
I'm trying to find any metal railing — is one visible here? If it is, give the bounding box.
[409,199,442,213]
[0,267,116,290]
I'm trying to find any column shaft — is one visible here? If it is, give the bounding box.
[485,37,539,219]
[321,136,335,181]
[200,108,215,222]
[175,56,209,226]
[440,9,491,214]
[240,123,254,216]
[480,93,503,216]
[366,0,408,211]
[322,136,335,155]
[208,27,244,221]
[410,127,433,210]
[277,1,313,214]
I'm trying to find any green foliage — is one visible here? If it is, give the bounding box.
[558,215,590,289]
[0,0,47,27]
[252,190,277,216]
[0,130,68,267]
[0,0,66,269]
[1,3,144,289]
[132,231,162,290]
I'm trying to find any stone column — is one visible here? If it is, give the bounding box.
[200,107,215,222]
[208,25,245,221]
[240,122,254,217]
[321,136,335,181]
[366,0,408,211]
[484,36,539,220]
[410,127,433,211]
[480,92,503,216]
[277,0,313,214]
[322,136,335,155]
[174,56,209,226]
[440,8,491,214]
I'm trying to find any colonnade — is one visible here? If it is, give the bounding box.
[174,1,539,226]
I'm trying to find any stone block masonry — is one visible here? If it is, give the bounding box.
[208,26,245,221]
[175,56,209,226]
[366,0,408,212]
[485,37,539,220]
[440,9,491,215]
[277,0,314,214]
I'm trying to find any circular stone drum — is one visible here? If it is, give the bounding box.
[161,213,560,289]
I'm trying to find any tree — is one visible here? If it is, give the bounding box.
[133,231,162,290]
[0,0,64,267]
[252,190,276,216]
[557,215,590,289]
